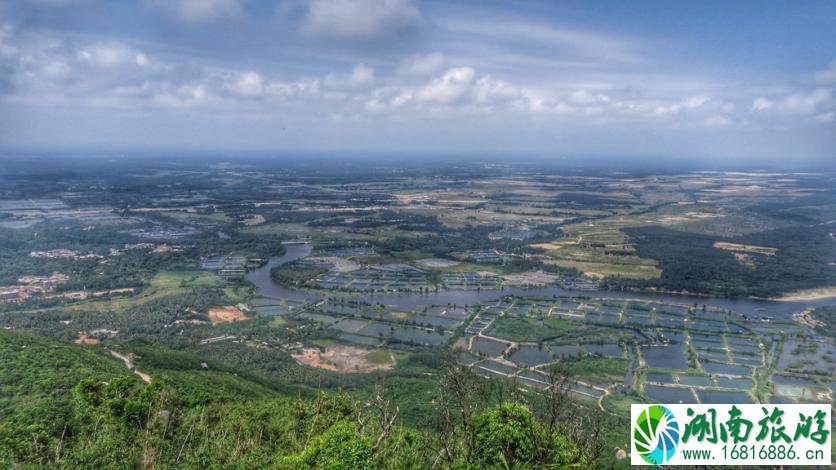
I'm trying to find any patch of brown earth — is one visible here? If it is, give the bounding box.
[74,332,99,345]
[292,345,395,373]
[207,306,247,325]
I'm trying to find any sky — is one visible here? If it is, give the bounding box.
[0,0,835,163]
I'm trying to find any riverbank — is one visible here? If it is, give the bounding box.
[769,286,836,302]
[246,243,836,321]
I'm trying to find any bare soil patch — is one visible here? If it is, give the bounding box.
[292,345,395,373]
[74,332,99,345]
[207,306,247,325]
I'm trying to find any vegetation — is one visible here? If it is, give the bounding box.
[271,265,327,287]
[1,157,834,468]
[0,330,605,468]
[610,225,835,297]
[550,356,629,384]
[488,317,572,342]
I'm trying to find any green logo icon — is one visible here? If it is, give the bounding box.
[634,405,680,465]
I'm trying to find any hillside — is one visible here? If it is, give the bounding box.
[0,330,603,468]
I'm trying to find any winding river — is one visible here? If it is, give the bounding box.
[246,243,835,321]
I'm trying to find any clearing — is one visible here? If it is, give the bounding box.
[713,241,778,268]
[74,331,99,345]
[533,219,661,280]
[207,306,247,325]
[291,345,396,373]
[712,241,777,256]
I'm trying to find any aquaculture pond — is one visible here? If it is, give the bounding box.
[697,390,754,404]
[643,345,688,370]
[702,362,751,376]
[471,336,509,356]
[678,375,712,387]
[508,345,553,366]
[644,385,695,404]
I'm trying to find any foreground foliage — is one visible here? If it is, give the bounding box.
[0,330,605,468]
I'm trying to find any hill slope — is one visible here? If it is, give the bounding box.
[0,330,600,468]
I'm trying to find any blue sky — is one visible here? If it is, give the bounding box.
[0,0,834,162]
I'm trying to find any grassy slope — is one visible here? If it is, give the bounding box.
[0,329,132,413]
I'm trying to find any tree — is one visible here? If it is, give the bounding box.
[280,421,372,470]
[472,402,541,465]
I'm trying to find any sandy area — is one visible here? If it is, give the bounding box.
[772,287,836,302]
[207,306,247,325]
[292,345,395,373]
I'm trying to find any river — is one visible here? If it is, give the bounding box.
[245,243,835,320]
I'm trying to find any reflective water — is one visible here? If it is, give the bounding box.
[246,243,836,320]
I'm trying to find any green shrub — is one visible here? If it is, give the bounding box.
[280,421,372,470]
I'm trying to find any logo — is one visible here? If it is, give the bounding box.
[634,405,680,465]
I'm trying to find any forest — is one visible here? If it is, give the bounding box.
[0,329,608,468]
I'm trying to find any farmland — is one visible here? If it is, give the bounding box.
[0,156,833,467]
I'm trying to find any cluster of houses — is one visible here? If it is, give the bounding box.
[0,273,70,302]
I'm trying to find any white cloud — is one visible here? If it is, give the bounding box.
[473,75,524,104]
[77,43,151,69]
[321,64,375,91]
[39,59,72,80]
[144,0,244,24]
[152,83,213,108]
[265,77,322,100]
[814,111,834,123]
[778,88,831,115]
[654,96,708,115]
[349,64,374,87]
[750,89,833,124]
[397,52,444,76]
[415,67,474,103]
[225,71,264,97]
[751,97,774,111]
[681,96,709,108]
[568,90,610,105]
[812,59,836,84]
[302,0,420,40]
[3,25,828,136]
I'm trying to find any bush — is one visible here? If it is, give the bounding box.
[472,402,542,466]
[280,421,372,470]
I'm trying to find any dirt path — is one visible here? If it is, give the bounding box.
[108,349,152,383]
